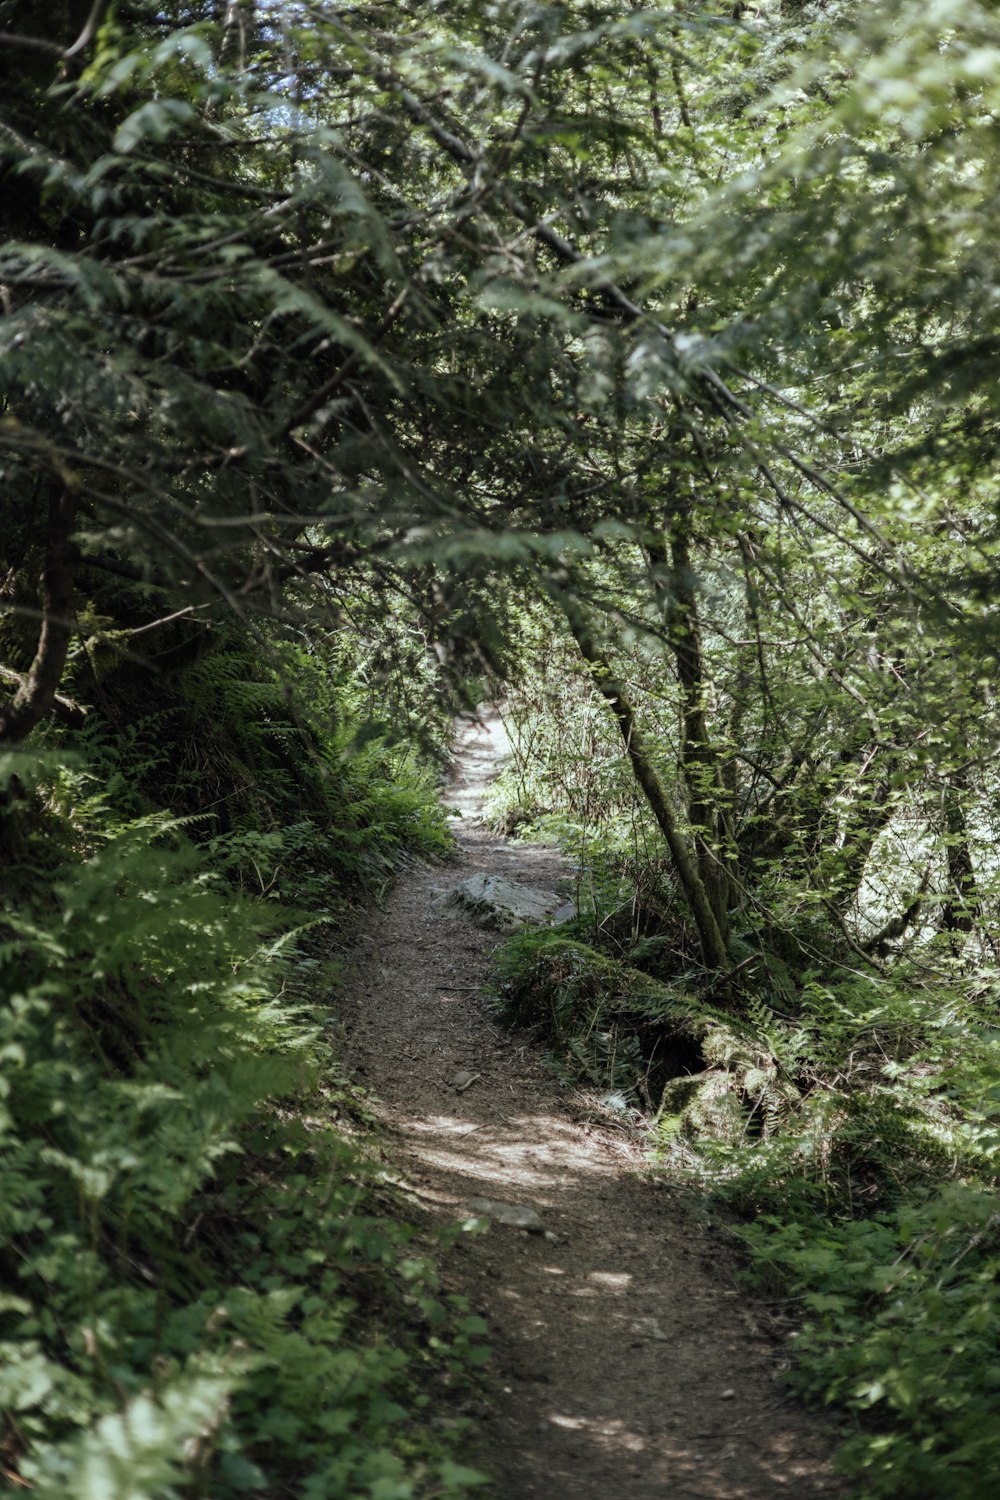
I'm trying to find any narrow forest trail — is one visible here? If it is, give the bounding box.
[341,712,843,1499]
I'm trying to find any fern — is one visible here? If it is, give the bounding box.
[0,752,481,1497]
[23,1363,238,1500]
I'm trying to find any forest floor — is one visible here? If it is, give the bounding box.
[340,710,846,1499]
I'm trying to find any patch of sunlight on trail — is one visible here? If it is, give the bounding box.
[398,1109,619,1189]
[547,1414,646,1453]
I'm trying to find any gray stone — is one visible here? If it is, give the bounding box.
[433,872,563,932]
[630,1317,670,1342]
[450,1069,480,1092]
[466,1196,544,1232]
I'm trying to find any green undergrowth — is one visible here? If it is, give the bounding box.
[492,896,1000,1497]
[694,977,1000,1498]
[740,1182,1000,1500]
[69,629,452,919]
[493,931,729,1106]
[0,646,486,1497]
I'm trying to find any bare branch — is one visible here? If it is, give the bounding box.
[0,485,79,744]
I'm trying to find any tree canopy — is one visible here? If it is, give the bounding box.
[5,2,1000,951]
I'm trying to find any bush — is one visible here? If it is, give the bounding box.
[740,1184,1000,1499]
[493,930,724,1103]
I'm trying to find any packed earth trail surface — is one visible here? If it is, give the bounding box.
[342,711,843,1499]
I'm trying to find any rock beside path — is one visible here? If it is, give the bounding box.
[466,1196,545,1232]
[434,872,563,931]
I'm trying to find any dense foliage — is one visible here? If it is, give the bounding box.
[3,0,1000,1495]
[0,643,481,1498]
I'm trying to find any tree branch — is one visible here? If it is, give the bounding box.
[0,665,86,727]
[0,485,78,743]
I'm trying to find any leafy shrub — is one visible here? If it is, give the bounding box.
[740,1184,1000,1499]
[69,634,452,917]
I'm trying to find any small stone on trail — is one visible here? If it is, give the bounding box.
[433,872,563,931]
[630,1317,670,1342]
[466,1196,545,1232]
[451,1069,481,1092]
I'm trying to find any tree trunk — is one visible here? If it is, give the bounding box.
[648,520,737,933]
[940,771,979,947]
[562,599,730,973]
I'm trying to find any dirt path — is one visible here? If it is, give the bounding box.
[342,711,843,1499]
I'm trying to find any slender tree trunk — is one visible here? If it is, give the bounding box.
[648,519,736,933]
[218,0,257,69]
[940,771,979,947]
[562,600,729,973]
